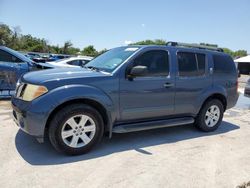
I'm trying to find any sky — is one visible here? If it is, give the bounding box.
[0,0,249,52]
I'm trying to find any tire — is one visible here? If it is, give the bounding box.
[48,104,104,155]
[195,99,224,132]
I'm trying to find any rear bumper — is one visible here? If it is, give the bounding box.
[227,92,239,110]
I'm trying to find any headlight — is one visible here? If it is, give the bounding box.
[22,84,48,101]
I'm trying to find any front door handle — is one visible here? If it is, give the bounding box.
[164,83,174,88]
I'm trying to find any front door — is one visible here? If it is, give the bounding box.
[119,49,175,121]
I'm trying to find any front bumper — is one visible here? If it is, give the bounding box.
[11,97,50,140]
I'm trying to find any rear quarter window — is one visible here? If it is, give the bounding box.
[213,54,236,74]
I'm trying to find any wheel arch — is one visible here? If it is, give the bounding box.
[200,93,227,113]
[44,98,111,137]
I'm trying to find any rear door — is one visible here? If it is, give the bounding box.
[0,49,28,93]
[174,51,212,115]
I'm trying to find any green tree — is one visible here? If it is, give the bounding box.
[82,45,98,56]
[234,50,247,58]
[97,48,108,55]
[62,41,73,54]
[131,39,166,45]
[0,23,12,46]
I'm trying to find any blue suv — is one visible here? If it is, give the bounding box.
[11,42,239,155]
[0,46,53,97]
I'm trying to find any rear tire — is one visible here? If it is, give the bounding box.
[48,104,104,155]
[195,99,224,132]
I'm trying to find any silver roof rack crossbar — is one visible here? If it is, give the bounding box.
[166,41,224,52]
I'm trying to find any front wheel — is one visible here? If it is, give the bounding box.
[48,104,104,155]
[195,99,224,132]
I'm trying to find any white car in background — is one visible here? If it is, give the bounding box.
[47,56,93,68]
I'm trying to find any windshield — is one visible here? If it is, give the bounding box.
[85,47,139,73]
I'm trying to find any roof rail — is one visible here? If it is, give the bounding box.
[166,41,224,52]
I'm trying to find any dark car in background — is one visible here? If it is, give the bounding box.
[0,46,53,97]
[12,42,239,155]
[47,54,71,62]
[245,78,250,97]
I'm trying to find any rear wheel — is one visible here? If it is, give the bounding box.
[48,104,104,155]
[195,99,224,132]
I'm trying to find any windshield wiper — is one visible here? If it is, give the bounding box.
[84,66,100,72]
[83,65,110,74]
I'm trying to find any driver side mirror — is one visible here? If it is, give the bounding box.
[128,65,148,79]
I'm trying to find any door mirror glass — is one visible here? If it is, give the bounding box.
[129,65,148,77]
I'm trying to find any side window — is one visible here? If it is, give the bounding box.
[82,60,89,65]
[177,52,197,77]
[67,60,80,66]
[133,50,169,76]
[197,53,206,75]
[177,52,206,77]
[213,55,236,74]
[0,50,22,63]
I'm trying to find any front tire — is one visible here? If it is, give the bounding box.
[195,99,224,132]
[48,104,104,155]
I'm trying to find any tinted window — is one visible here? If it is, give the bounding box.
[133,50,169,76]
[177,52,206,77]
[197,53,206,75]
[0,50,22,63]
[81,60,89,65]
[177,52,197,77]
[213,55,236,74]
[68,60,80,66]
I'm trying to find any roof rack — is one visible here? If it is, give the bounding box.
[166,41,224,52]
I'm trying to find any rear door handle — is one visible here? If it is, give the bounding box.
[164,83,174,88]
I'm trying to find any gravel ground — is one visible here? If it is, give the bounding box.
[0,88,249,188]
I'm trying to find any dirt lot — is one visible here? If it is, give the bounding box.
[0,88,249,188]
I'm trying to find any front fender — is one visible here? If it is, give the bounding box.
[32,84,115,137]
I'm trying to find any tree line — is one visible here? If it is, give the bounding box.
[0,23,247,58]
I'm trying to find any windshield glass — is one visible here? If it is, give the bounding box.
[85,47,139,73]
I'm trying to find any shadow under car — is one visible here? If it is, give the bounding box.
[15,121,239,166]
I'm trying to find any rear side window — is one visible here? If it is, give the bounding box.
[177,52,206,77]
[213,55,236,74]
[0,50,22,63]
[68,60,80,66]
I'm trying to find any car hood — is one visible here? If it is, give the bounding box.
[22,67,109,85]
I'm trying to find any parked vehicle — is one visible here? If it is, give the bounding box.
[47,54,71,62]
[47,56,93,68]
[0,46,53,97]
[12,42,239,155]
[245,78,250,97]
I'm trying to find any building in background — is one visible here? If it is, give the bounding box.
[235,55,250,75]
